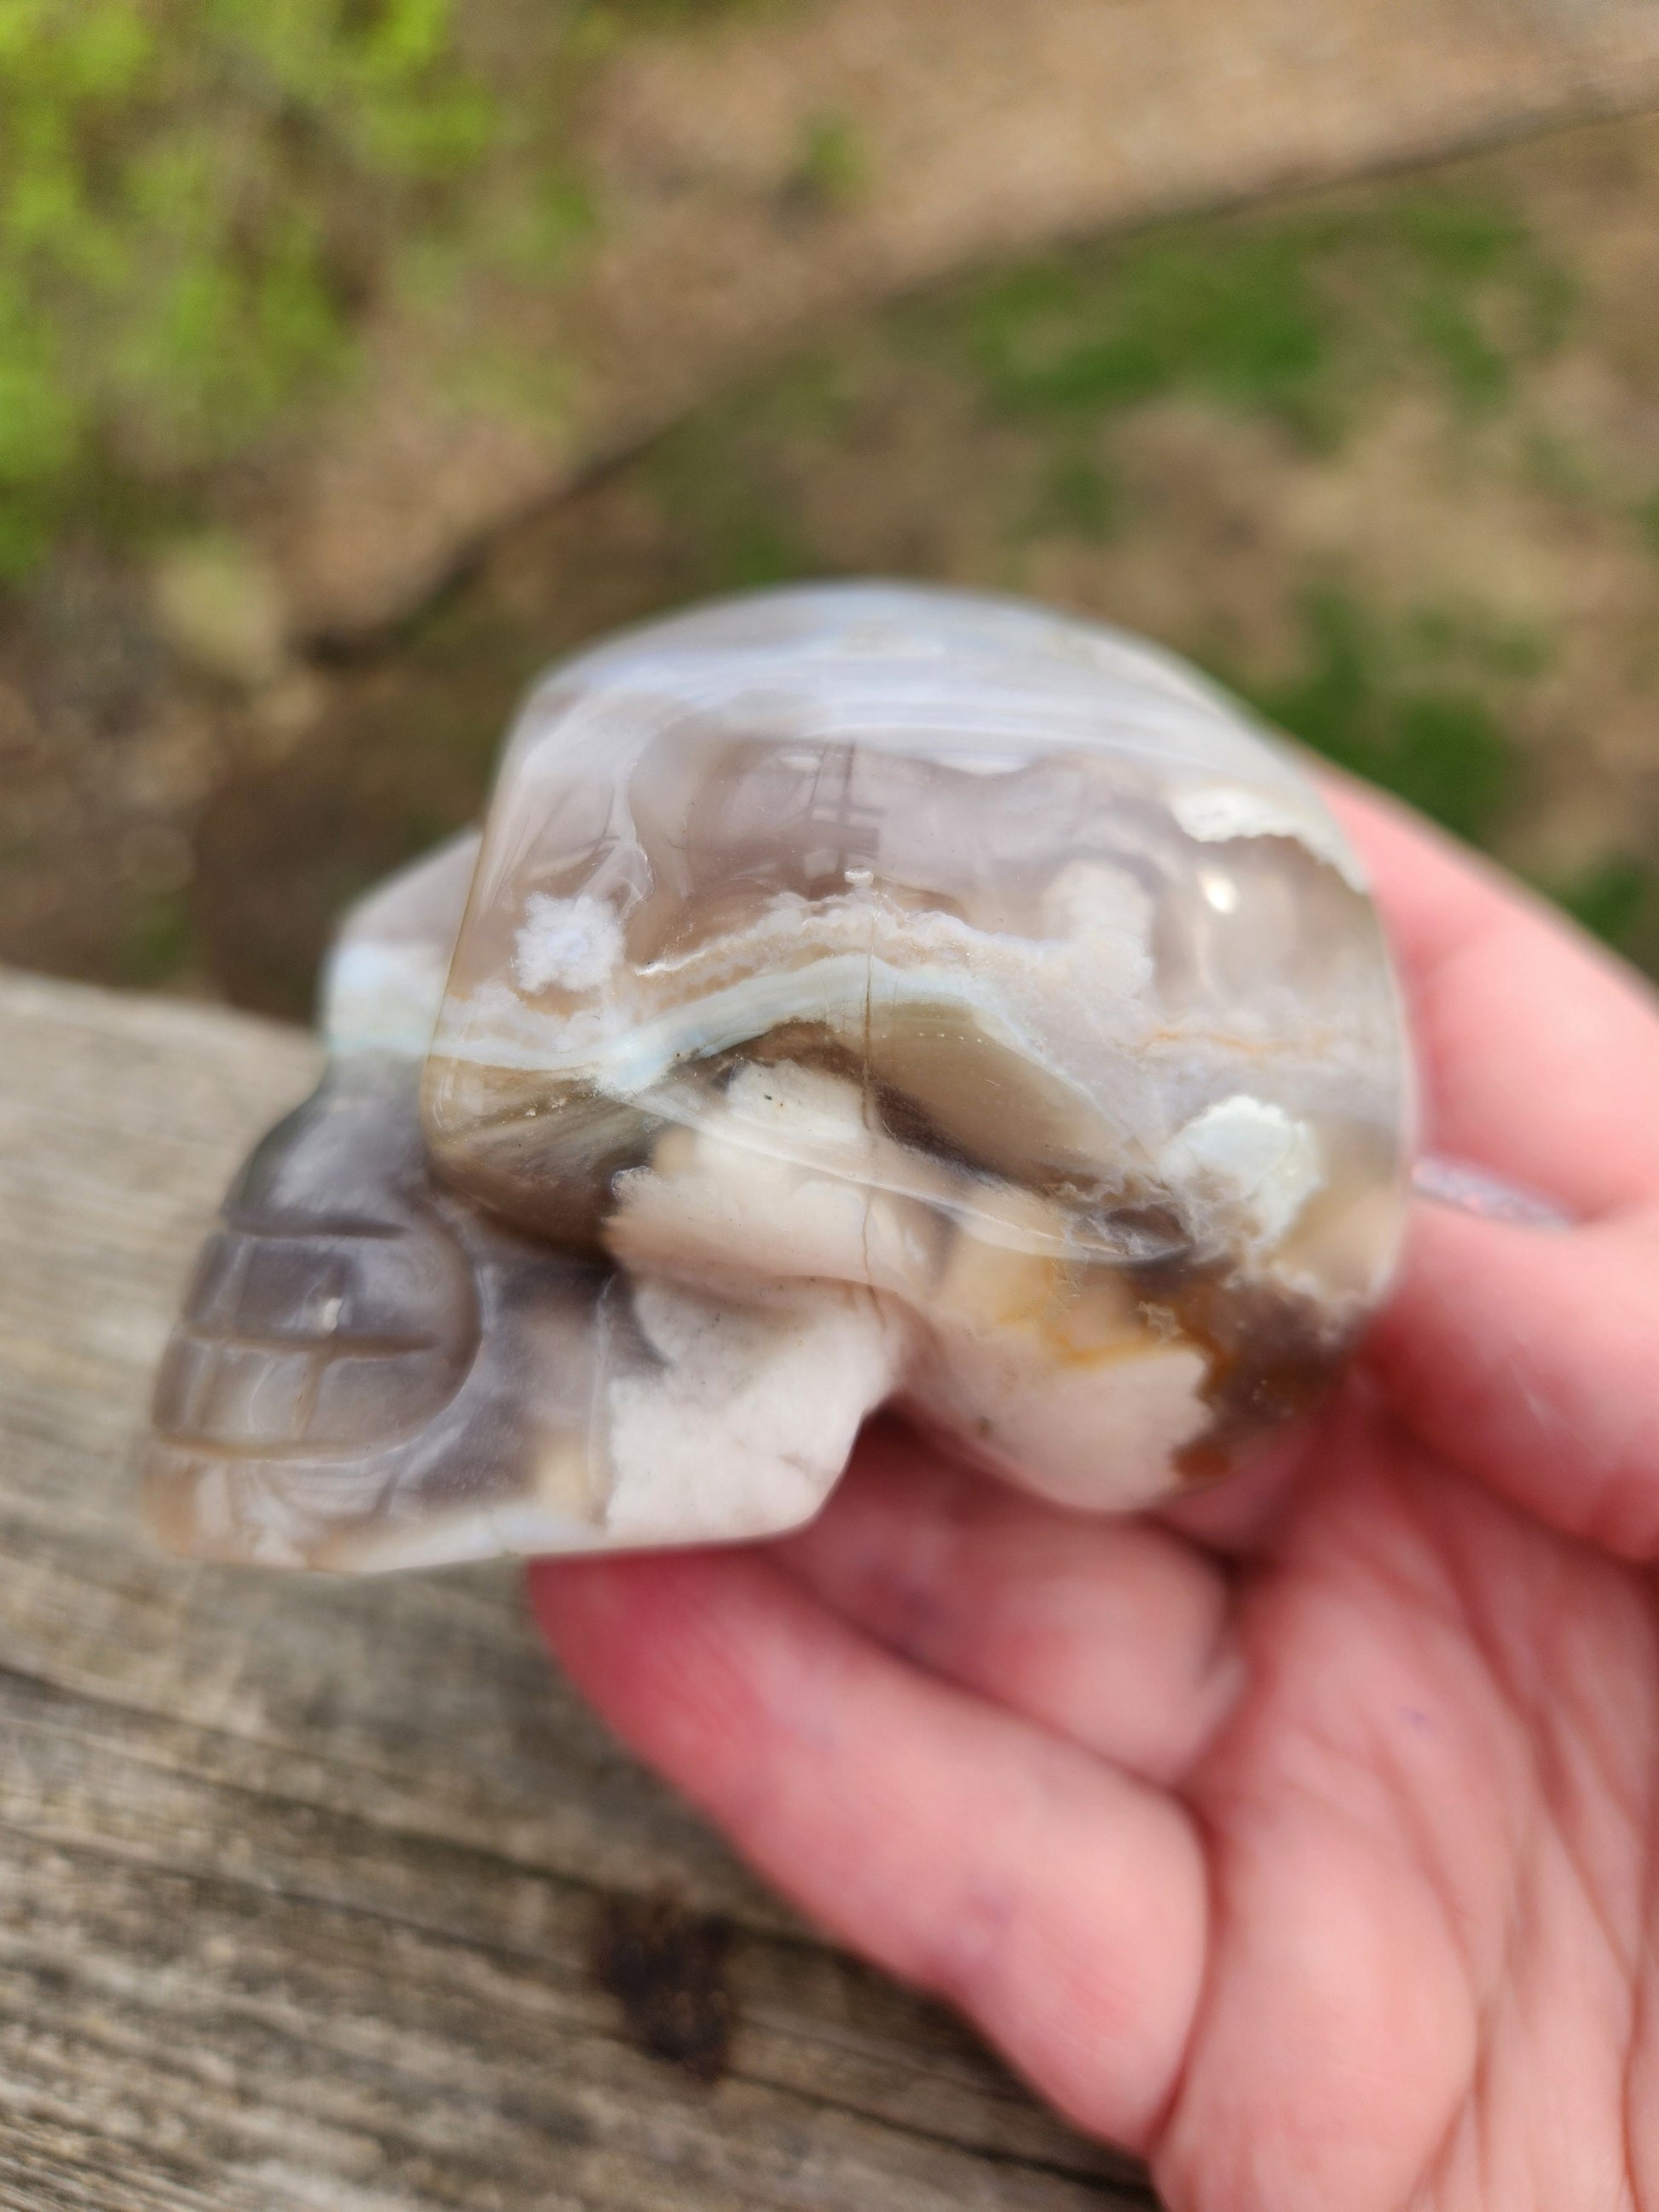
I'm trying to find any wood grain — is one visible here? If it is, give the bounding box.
[0,967,1157,2211]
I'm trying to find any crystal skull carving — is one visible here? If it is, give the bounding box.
[143,583,1412,1570]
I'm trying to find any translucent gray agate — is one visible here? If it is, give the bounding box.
[144,583,1411,1569]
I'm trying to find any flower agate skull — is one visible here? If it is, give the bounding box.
[143,583,1411,1570]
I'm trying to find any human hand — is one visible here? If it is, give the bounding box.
[530,785,1659,2211]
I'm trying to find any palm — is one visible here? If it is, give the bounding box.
[1169,1400,1658,2209]
[533,788,1659,2210]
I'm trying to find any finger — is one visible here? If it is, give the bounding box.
[1315,780,1659,1548]
[773,1423,1241,1783]
[1364,1198,1659,1558]
[530,1546,1206,2151]
[1353,1203,1659,1566]
[1321,777,1659,1215]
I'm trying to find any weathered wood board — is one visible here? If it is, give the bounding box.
[0,967,1156,2210]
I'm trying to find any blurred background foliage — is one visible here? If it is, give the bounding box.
[0,0,618,574]
[1,1,1656,1014]
[2,0,483,574]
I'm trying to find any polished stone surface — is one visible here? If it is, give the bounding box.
[145,583,1411,1568]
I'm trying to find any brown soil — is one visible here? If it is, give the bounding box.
[4,110,1659,1019]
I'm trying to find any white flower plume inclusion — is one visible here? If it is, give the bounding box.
[144,583,1419,1572]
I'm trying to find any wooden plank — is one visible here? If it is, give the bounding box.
[0,967,1155,2210]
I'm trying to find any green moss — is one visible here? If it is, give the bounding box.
[964,231,1329,429]
[569,0,795,53]
[1390,193,1522,276]
[1031,449,1119,541]
[1636,494,1659,556]
[1227,588,1521,844]
[1520,430,1598,505]
[938,187,1571,448]
[1547,856,1654,954]
[760,351,865,440]
[1409,290,1511,408]
[114,881,194,986]
[584,0,785,22]
[646,413,821,594]
[788,110,869,212]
